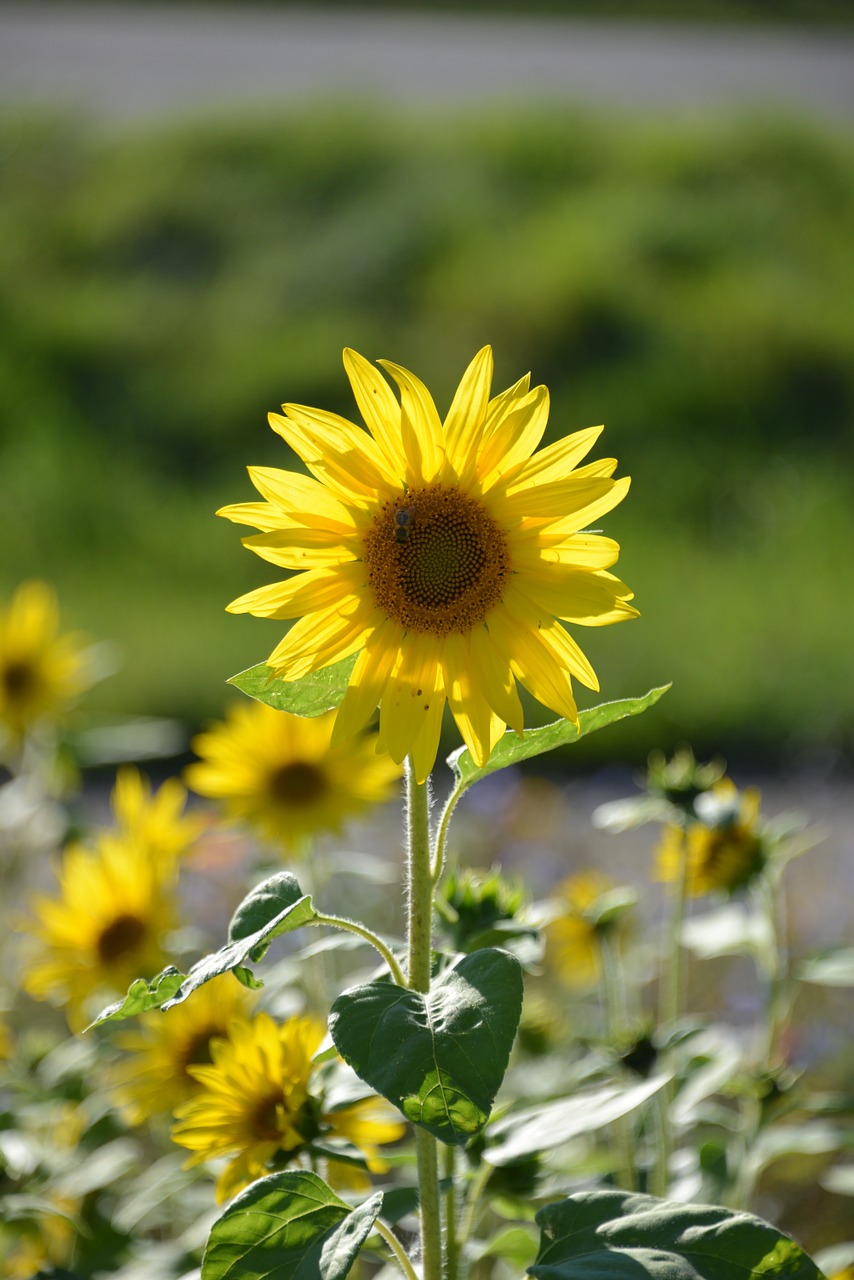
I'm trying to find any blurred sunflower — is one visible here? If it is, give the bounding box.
[109,974,253,1125]
[656,781,766,896]
[21,834,177,1029]
[185,702,401,851]
[0,580,93,740]
[111,764,202,868]
[546,871,620,988]
[221,346,635,782]
[171,1011,404,1202]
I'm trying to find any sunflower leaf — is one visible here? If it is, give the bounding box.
[161,881,318,1009]
[227,654,359,717]
[85,967,187,1029]
[528,1189,826,1279]
[202,1170,382,1280]
[448,685,671,787]
[329,948,523,1146]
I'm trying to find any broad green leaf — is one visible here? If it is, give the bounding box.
[799,948,854,987]
[86,967,187,1028]
[202,1170,381,1280]
[448,686,670,786]
[529,1189,826,1279]
[485,1075,670,1166]
[227,654,358,717]
[329,948,523,1146]
[162,876,317,1009]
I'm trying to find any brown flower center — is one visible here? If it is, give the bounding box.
[96,912,148,964]
[1,660,38,704]
[267,761,328,807]
[362,485,510,636]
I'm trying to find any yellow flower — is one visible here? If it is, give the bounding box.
[221,347,635,782]
[656,782,765,896]
[171,1012,405,1202]
[111,764,202,867]
[0,580,93,738]
[20,833,177,1030]
[546,871,617,988]
[185,702,401,850]
[109,974,254,1124]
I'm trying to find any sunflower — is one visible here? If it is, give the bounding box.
[185,702,401,850]
[656,781,766,897]
[110,764,202,868]
[220,347,635,782]
[0,580,93,740]
[109,974,254,1124]
[171,1012,405,1202]
[20,833,177,1030]
[546,871,619,989]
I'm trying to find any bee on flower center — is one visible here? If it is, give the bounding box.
[394,506,414,545]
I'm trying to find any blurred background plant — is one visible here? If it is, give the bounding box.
[3,95,854,769]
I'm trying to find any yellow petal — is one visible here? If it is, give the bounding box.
[343,348,407,479]
[226,565,363,619]
[522,568,638,626]
[470,624,524,734]
[247,467,359,531]
[267,603,377,681]
[443,345,493,482]
[241,527,362,570]
[378,633,445,765]
[332,618,404,745]
[378,360,444,484]
[488,606,579,724]
[478,383,550,487]
[502,425,605,492]
[442,630,505,766]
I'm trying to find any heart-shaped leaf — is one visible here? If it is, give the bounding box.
[228,655,358,717]
[448,686,670,786]
[329,948,523,1146]
[203,1170,381,1280]
[528,1189,825,1279]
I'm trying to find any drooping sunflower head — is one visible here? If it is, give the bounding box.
[109,973,254,1125]
[20,833,178,1030]
[546,870,628,989]
[0,580,94,740]
[185,702,401,851]
[171,1011,404,1202]
[220,347,636,781]
[656,781,766,897]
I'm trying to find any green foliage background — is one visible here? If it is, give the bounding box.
[3,104,853,766]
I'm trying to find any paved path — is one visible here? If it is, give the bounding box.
[1,4,853,122]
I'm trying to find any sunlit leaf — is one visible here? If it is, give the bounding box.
[448,686,670,786]
[329,948,523,1146]
[486,1076,670,1166]
[227,655,358,717]
[202,1170,381,1280]
[821,1163,854,1196]
[86,967,187,1028]
[799,948,854,987]
[528,1189,826,1278]
[162,875,317,1008]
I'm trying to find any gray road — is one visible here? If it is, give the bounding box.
[1,4,853,122]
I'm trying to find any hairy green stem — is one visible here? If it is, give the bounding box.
[432,778,465,885]
[406,760,443,1280]
[444,1144,459,1280]
[375,1219,421,1280]
[311,912,406,987]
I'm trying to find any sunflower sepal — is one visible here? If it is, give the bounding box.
[447,685,671,788]
[227,655,359,718]
[202,1169,383,1280]
[526,1188,827,1279]
[328,948,523,1147]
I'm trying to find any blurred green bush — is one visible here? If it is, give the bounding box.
[2,105,853,767]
